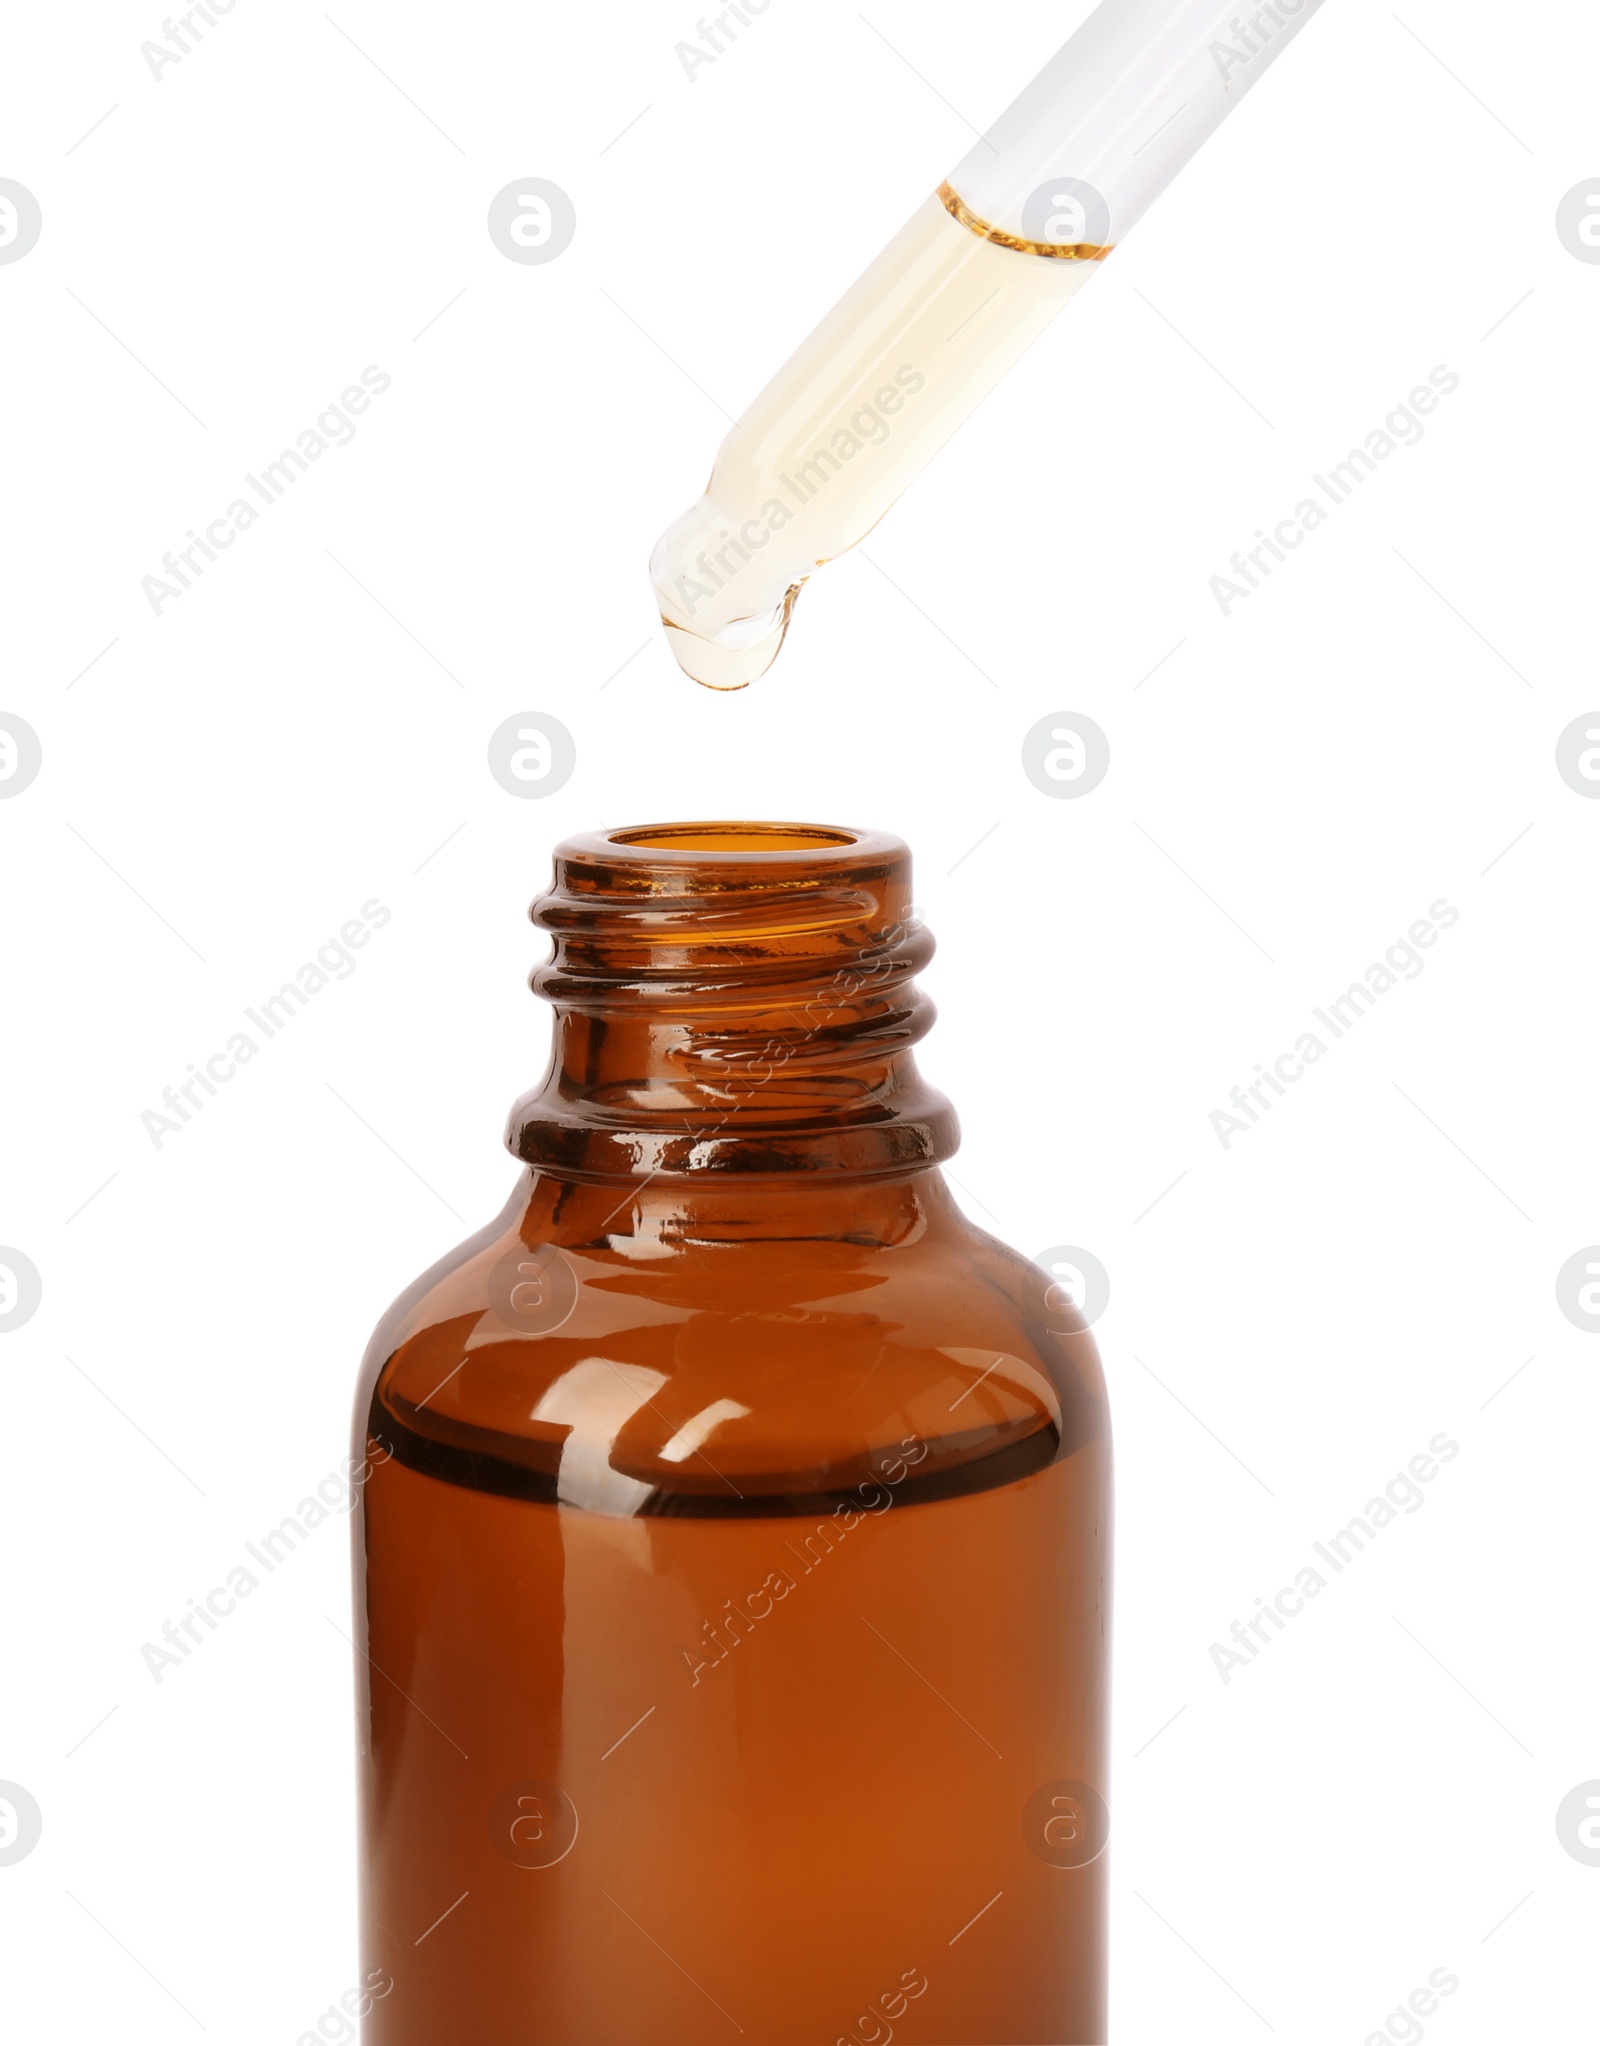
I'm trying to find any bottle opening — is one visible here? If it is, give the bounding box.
[609,823,861,855]
[510,818,954,1179]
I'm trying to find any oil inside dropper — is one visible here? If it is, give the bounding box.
[650,187,1107,690]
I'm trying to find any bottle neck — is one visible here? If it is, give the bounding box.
[504,824,959,1183]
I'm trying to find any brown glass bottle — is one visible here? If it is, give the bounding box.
[351,823,1111,2045]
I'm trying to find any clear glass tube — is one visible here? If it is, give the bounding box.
[649,0,1326,687]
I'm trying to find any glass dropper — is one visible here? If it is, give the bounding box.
[649,0,1327,688]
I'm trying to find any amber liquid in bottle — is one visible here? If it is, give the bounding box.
[352,824,1110,2044]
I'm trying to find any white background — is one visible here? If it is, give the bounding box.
[2,0,1597,2039]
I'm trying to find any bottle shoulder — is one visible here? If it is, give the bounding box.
[356,1176,1108,1517]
